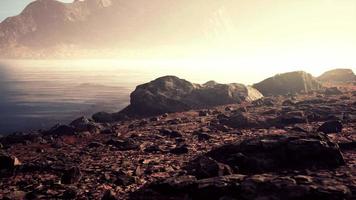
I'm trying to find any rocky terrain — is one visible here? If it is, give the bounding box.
[0,69,356,199]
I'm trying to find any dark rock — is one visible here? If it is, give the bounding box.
[62,187,77,199]
[47,124,76,136]
[101,190,117,200]
[220,112,265,129]
[61,167,81,184]
[195,131,211,141]
[106,138,140,151]
[278,111,307,125]
[70,116,99,133]
[338,141,356,151]
[252,98,274,106]
[198,110,210,117]
[186,156,233,179]
[317,120,343,134]
[159,129,183,138]
[92,112,115,123]
[206,132,345,173]
[87,142,104,148]
[114,170,136,186]
[0,153,21,172]
[282,99,295,106]
[118,76,263,117]
[253,71,323,96]
[170,144,189,155]
[325,87,343,95]
[144,145,163,153]
[131,174,351,200]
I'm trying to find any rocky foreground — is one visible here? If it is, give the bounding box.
[0,91,355,199]
[0,70,356,200]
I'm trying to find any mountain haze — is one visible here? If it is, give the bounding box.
[0,0,232,58]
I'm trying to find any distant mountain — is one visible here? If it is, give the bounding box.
[318,68,356,82]
[0,0,232,58]
[253,71,323,96]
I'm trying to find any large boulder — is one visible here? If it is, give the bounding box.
[120,76,263,117]
[0,153,21,172]
[253,71,323,96]
[318,68,356,82]
[131,174,352,200]
[205,132,345,174]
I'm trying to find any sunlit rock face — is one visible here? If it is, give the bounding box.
[119,76,263,117]
[318,68,356,82]
[253,71,323,96]
[0,0,233,58]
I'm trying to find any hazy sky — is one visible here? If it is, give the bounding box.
[0,0,73,21]
[0,0,355,78]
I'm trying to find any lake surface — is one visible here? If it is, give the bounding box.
[0,60,159,134]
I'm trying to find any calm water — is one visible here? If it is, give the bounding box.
[0,60,162,134]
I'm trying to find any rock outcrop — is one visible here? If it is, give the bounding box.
[253,71,323,96]
[204,132,345,174]
[118,76,263,117]
[318,68,356,82]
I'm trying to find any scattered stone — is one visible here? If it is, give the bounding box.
[159,129,183,138]
[170,144,189,155]
[106,138,140,151]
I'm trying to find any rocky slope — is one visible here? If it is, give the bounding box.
[0,0,231,58]
[0,80,355,199]
[253,71,323,96]
[318,68,356,82]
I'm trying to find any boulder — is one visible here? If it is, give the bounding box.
[186,156,233,179]
[324,87,343,95]
[131,174,351,200]
[219,112,266,129]
[114,170,136,186]
[106,138,140,151]
[70,116,99,133]
[317,120,343,134]
[206,132,345,174]
[318,68,356,82]
[46,124,76,136]
[0,153,21,172]
[61,166,81,184]
[119,76,263,117]
[253,71,323,96]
